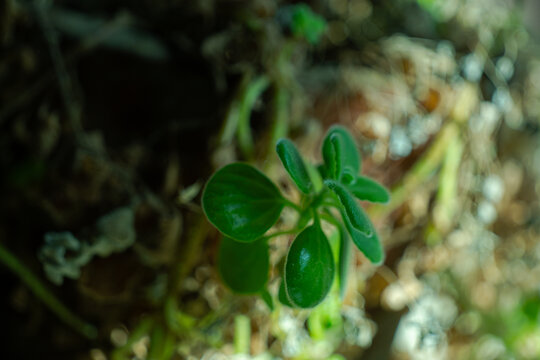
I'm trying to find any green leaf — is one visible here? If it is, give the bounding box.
[284,224,335,308]
[322,125,361,178]
[276,138,313,194]
[322,132,343,180]
[202,163,285,242]
[218,236,269,294]
[341,210,384,265]
[325,180,372,237]
[346,176,390,203]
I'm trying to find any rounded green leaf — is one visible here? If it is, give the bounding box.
[346,176,390,203]
[284,224,335,308]
[341,210,384,265]
[276,138,313,194]
[322,125,361,178]
[202,163,285,242]
[325,180,373,236]
[218,236,269,294]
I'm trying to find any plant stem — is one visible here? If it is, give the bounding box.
[220,72,252,145]
[0,242,97,339]
[262,227,301,240]
[234,315,251,354]
[283,198,302,213]
[312,208,321,228]
[237,75,270,159]
[267,85,289,158]
[369,122,459,221]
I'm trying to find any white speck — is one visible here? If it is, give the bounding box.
[389,126,412,158]
[476,335,506,360]
[482,175,504,203]
[408,116,429,146]
[477,200,497,224]
[470,102,500,133]
[462,53,484,82]
[496,57,514,80]
[492,88,513,113]
[369,113,392,139]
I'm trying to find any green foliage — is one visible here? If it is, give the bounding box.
[325,180,373,236]
[202,126,389,308]
[322,125,362,178]
[341,209,384,265]
[276,138,313,194]
[218,237,269,294]
[289,4,327,44]
[347,175,390,203]
[202,163,285,242]
[284,224,335,308]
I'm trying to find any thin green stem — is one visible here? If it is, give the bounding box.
[237,75,270,159]
[369,122,459,221]
[267,85,289,159]
[262,227,301,241]
[0,242,97,339]
[234,315,251,354]
[320,212,342,229]
[320,200,340,209]
[283,198,302,213]
[312,208,321,228]
[220,72,252,145]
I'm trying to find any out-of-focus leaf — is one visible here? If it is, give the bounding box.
[218,237,269,294]
[282,4,327,44]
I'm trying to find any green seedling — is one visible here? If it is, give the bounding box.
[202,125,389,308]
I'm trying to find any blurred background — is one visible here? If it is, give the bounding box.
[1,0,540,359]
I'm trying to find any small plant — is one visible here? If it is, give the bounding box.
[202,126,389,308]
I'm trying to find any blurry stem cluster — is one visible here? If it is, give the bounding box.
[0,242,97,339]
[218,40,298,163]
